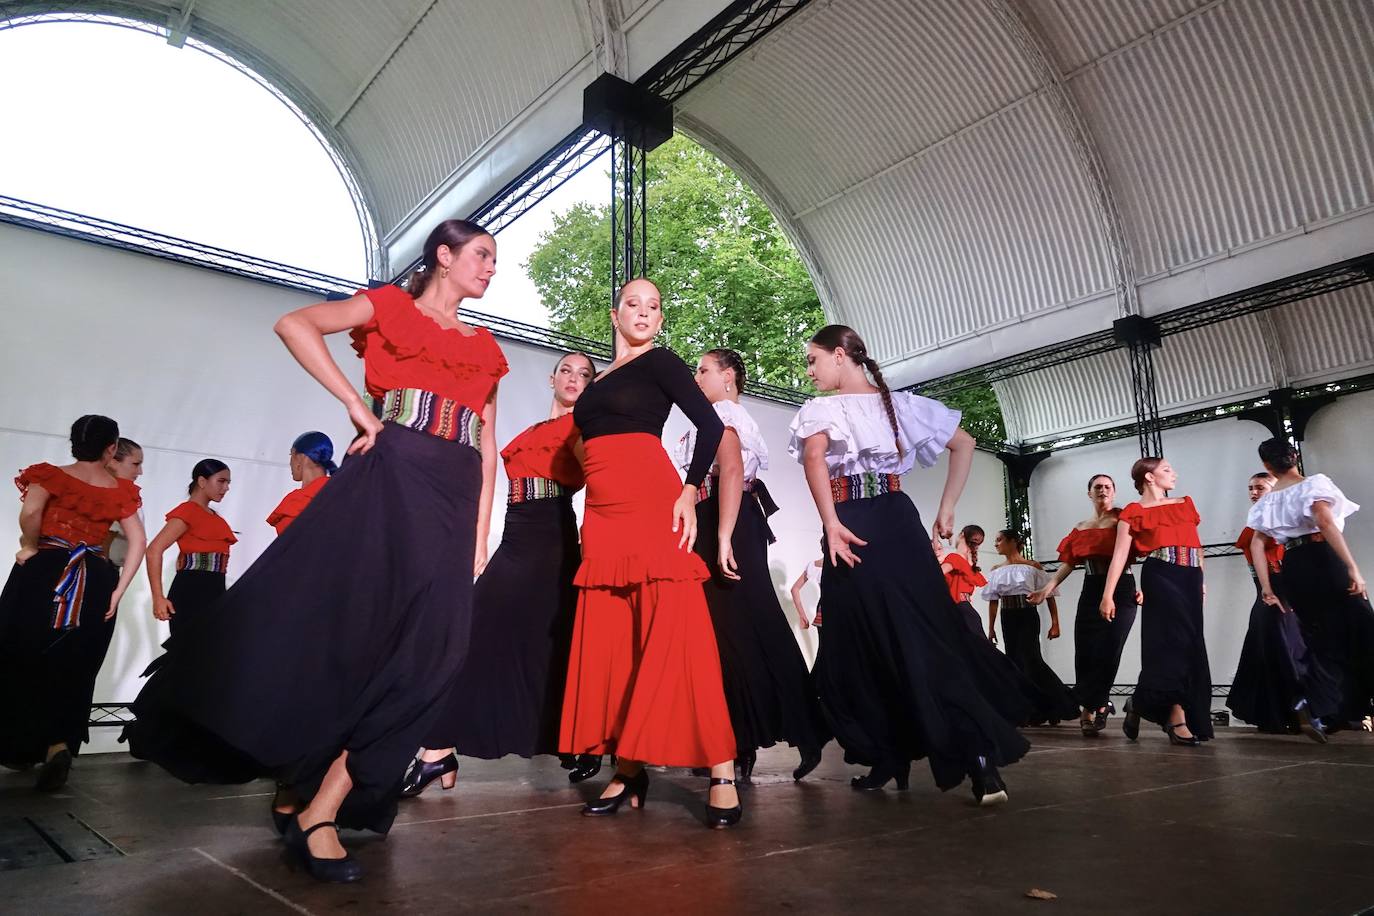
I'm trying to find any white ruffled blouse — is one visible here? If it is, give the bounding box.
[676,399,769,482]
[1246,473,1360,543]
[787,391,961,477]
[981,563,1058,600]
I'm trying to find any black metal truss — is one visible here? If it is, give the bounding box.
[610,132,649,302]
[89,704,135,727]
[1125,340,1163,458]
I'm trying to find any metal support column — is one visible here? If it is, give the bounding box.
[609,128,649,297]
[1235,387,1337,472]
[1113,315,1164,458]
[996,448,1053,554]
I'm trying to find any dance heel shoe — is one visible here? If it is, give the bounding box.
[582,768,649,816]
[1079,716,1097,738]
[568,754,603,784]
[285,817,363,884]
[850,760,910,791]
[271,783,301,835]
[738,749,757,785]
[1093,704,1112,733]
[35,749,72,793]
[969,756,1008,806]
[400,752,459,798]
[705,777,743,829]
[1163,722,1201,747]
[1294,700,1328,745]
[1122,699,1141,741]
[793,746,823,782]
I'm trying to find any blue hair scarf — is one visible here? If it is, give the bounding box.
[292,431,337,475]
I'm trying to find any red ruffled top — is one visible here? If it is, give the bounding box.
[501,414,584,488]
[1235,526,1284,573]
[943,553,986,603]
[350,285,509,414]
[167,501,237,555]
[266,476,329,535]
[15,463,141,545]
[1057,526,1120,564]
[1118,496,1202,554]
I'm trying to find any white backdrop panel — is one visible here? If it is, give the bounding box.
[1301,390,1374,563]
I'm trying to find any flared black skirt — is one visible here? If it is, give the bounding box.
[815,492,1029,790]
[125,423,480,833]
[424,495,581,758]
[1226,573,1308,731]
[1283,542,1374,723]
[0,549,118,765]
[166,570,226,636]
[693,489,829,755]
[1131,559,1213,739]
[998,604,1080,725]
[1073,573,1137,711]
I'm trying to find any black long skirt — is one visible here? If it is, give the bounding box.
[1283,542,1374,724]
[1130,559,1213,740]
[815,492,1029,790]
[999,604,1080,724]
[423,495,581,757]
[0,549,118,765]
[1073,573,1138,712]
[167,569,226,637]
[1226,573,1308,731]
[125,423,480,833]
[693,489,829,755]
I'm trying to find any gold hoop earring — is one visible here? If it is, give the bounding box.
[440,266,449,279]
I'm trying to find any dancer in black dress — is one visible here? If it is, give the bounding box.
[125,219,507,883]
[404,351,599,795]
[681,347,829,782]
[982,530,1080,726]
[1,416,145,790]
[1101,457,1212,746]
[1227,471,1310,734]
[1029,474,1140,736]
[145,459,234,635]
[1248,438,1373,739]
[791,325,1027,804]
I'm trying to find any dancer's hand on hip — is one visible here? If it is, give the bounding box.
[14,546,37,565]
[347,400,384,455]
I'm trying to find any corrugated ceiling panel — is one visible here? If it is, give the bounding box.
[1272,285,1374,384]
[1070,0,1374,278]
[1019,0,1211,73]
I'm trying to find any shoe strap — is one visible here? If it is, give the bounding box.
[301,820,339,838]
[710,777,736,786]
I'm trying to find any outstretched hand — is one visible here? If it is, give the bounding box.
[825,521,868,568]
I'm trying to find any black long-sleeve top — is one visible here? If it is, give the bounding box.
[573,347,725,487]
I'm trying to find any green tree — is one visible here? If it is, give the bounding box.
[942,384,1007,448]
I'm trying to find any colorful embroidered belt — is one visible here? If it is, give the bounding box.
[829,472,901,503]
[177,552,229,574]
[696,475,756,503]
[1083,558,1111,576]
[37,536,105,630]
[1287,533,1325,549]
[373,388,482,448]
[508,477,569,505]
[1148,546,1203,567]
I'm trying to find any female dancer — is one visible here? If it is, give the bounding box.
[560,278,741,828]
[982,530,1080,726]
[1101,457,1211,746]
[145,460,235,635]
[936,524,986,637]
[1029,474,1139,736]
[405,351,599,795]
[126,219,506,883]
[680,347,829,783]
[1248,438,1373,738]
[790,324,1027,805]
[1227,471,1310,734]
[104,438,145,567]
[1,416,145,790]
[266,431,335,534]
[789,558,824,629]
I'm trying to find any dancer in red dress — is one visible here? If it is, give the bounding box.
[560,278,741,828]
[935,524,986,636]
[145,460,235,635]
[266,431,335,534]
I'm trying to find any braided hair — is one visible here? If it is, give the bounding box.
[705,347,747,392]
[810,325,902,456]
[960,524,986,572]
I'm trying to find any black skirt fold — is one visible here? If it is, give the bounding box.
[1130,559,1213,740]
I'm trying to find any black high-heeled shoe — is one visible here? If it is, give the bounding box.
[1093,705,1111,732]
[793,746,823,781]
[737,749,756,785]
[1163,722,1201,747]
[970,756,1008,806]
[705,776,743,828]
[399,752,459,798]
[850,760,910,791]
[285,817,362,884]
[1122,699,1141,741]
[568,754,602,783]
[582,768,649,816]
[271,782,300,835]
[35,749,72,793]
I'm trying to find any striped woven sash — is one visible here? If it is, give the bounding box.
[38,536,104,630]
[177,552,229,574]
[829,472,901,503]
[1148,546,1203,567]
[507,477,569,505]
[373,388,482,448]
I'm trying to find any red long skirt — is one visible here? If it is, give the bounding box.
[560,433,736,766]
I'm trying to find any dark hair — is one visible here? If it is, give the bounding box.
[189,458,230,496]
[114,437,141,461]
[291,431,337,475]
[1257,437,1299,473]
[405,219,491,297]
[705,347,747,391]
[1130,456,1163,494]
[810,324,901,456]
[960,524,986,572]
[998,529,1026,553]
[553,351,597,375]
[1087,473,1114,493]
[70,415,119,462]
[1249,470,1276,482]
